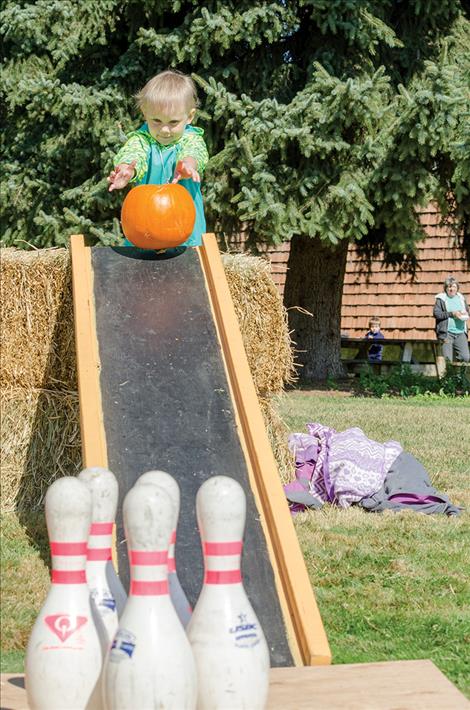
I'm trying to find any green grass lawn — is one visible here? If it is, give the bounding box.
[2,392,469,698]
[278,391,470,697]
[1,511,49,673]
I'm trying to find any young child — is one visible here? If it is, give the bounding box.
[365,316,385,363]
[107,70,209,248]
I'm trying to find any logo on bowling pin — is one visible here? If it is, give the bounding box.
[229,612,261,648]
[187,475,270,710]
[110,629,137,661]
[44,614,88,643]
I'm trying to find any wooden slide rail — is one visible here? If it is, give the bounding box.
[199,234,330,666]
[70,234,117,568]
[70,235,108,468]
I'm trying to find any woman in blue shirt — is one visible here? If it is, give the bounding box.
[433,276,470,363]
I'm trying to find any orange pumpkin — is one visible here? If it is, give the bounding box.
[121,184,196,249]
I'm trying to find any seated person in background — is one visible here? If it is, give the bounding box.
[365,316,385,363]
[433,276,470,363]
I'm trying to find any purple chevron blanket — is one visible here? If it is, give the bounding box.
[284,423,403,510]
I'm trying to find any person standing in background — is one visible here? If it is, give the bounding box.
[433,276,470,363]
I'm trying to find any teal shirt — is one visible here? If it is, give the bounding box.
[115,124,208,248]
[444,294,466,334]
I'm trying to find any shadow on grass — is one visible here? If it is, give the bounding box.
[286,363,470,399]
[285,377,358,395]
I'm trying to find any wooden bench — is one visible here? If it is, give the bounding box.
[3,660,469,709]
[341,337,441,377]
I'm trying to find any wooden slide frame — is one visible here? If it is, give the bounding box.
[71,232,331,665]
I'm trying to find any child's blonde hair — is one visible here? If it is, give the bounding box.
[135,70,198,114]
[369,316,381,328]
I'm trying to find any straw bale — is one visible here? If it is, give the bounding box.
[259,395,294,484]
[222,253,296,395]
[0,247,76,390]
[0,385,290,513]
[1,248,294,396]
[0,246,293,511]
[1,386,82,512]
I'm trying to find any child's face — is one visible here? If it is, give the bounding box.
[143,103,196,145]
[370,323,380,334]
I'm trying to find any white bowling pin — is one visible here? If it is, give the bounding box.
[103,484,197,710]
[134,470,192,627]
[25,476,103,710]
[187,475,270,710]
[78,467,127,644]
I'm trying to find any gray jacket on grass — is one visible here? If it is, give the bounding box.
[360,452,461,516]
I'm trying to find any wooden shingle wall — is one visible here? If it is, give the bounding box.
[227,207,469,341]
[341,210,469,339]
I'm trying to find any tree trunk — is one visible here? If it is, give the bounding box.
[284,235,349,381]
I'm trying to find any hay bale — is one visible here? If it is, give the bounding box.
[222,253,295,395]
[1,246,294,511]
[259,396,294,484]
[0,386,82,512]
[0,248,76,390]
[1,248,294,396]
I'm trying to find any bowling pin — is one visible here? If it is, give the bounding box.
[187,476,270,710]
[103,484,197,710]
[134,470,192,627]
[78,467,127,644]
[25,477,103,710]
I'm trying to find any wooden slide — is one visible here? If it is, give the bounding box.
[70,233,331,668]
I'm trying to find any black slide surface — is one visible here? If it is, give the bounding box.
[91,246,293,666]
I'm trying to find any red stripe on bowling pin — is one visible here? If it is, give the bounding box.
[203,540,243,585]
[90,522,113,534]
[50,540,88,584]
[204,541,243,556]
[87,548,112,561]
[205,570,242,584]
[52,570,87,584]
[168,530,176,573]
[87,520,113,563]
[130,580,169,595]
[129,548,169,597]
[130,550,168,565]
[50,542,87,556]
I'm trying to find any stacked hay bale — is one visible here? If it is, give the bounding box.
[1,247,295,514]
[1,249,81,512]
[222,253,296,480]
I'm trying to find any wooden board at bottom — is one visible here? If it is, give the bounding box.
[2,660,469,710]
[266,660,470,709]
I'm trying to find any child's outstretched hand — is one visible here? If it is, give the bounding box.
[172,158,200,183]
[107,161,137,192]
